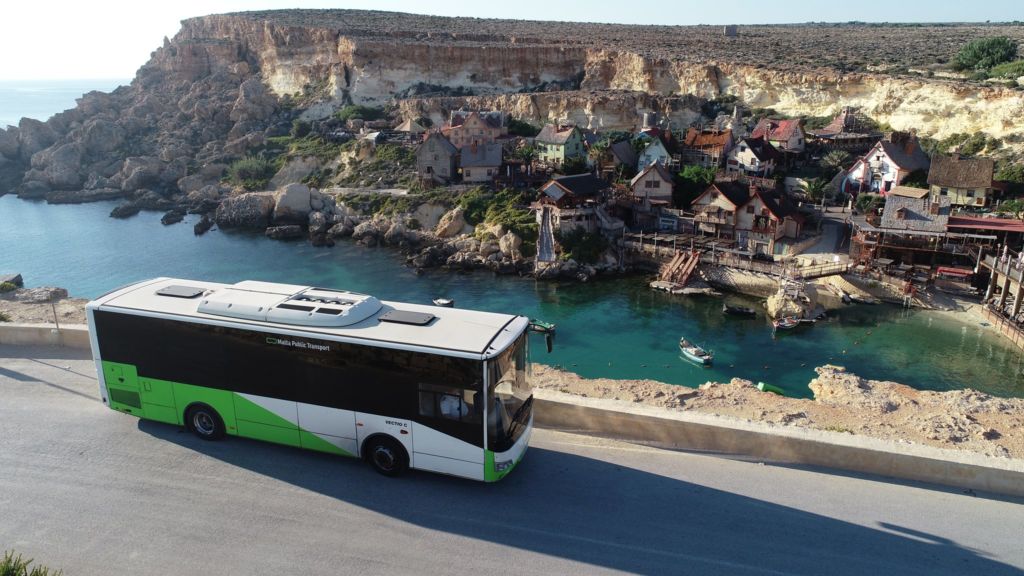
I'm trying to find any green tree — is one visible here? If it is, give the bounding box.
[674,165,716,208]
[900,168,929,189]
[507,118,541,137]
[556,228,607,264]
[800,178,828,203]
[560,156,589,176]
[335,105,386,122]
[953,36,1018,71]
[514,145,537,165]
[821,149,852,176]
[995,199,1024,219]
[228,155,276,191]
[588,140,609,169]
[854,193,884,215]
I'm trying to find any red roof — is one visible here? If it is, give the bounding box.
[947,216,1024,234]
[751,118,802,143]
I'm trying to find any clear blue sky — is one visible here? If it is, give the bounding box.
[2,0,1021,80]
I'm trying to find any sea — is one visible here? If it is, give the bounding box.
[0,79,126,128]
[2,80,1023,399]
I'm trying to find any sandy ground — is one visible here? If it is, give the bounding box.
[4,293,1022,460]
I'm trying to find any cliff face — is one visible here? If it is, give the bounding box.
[1,11,1022,201]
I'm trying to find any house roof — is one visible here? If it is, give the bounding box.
[879,195,951,232]
[418,132,458,155]
[460,142,502,167]
[754,189,801,221]
[395,119,426,133]
[738,137,781,163]
[682,128,732,150]
[927,154,995,189]
[887,185,929,199]
[630,162,674,187]
[809,107,881,138]
[695,181,751,208]
[751,118,802,143]
[542,173,608,200]
[947,215,1024,234]
[450,110,504,129]
[609,140,637,166]
[872,132,930,174]
[641,138,669,157]
[535,124,579,145]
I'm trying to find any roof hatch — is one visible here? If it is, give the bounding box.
[197,282,382,327]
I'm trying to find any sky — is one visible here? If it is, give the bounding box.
[1,0,1022,80]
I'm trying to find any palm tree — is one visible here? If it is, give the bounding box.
[588,140,609,170]
[801,177,829,204]
[821,149,851,177]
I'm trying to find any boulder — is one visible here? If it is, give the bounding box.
[120,156,163,191]
[194,214,215,236]
[308,210,329,236]
[310,189,324,211]
[0,127,19,160]
[110,202,141,219]
[327,222,354,238]
[499,231,523,259]
[230,78,276,123]
[435,207,467,238]
[12,286,67,303]
[16,118,56,162]
[352,220,382,245]
[272,183,312,223]
[161,208,186,225]
[186,184,224,214]
[265,225,304,240]
[0,273,24,288]
[32,143,82,190]
[45,187,123,204]
[214,192,274,229]
[16,180,50,200]
[268,156,322,190]
[479,241,501,257]
[80,118,124,157]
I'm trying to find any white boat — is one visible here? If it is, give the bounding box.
[679,337,713,366]
[432,298,454,307]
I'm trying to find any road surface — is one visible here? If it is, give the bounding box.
[2,345,1023,575]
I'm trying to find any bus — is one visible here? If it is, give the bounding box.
[86,278,535,481]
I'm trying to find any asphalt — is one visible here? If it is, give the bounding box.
[2,345,1023,576]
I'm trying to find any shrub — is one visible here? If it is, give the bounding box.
[953,37,1018,71]
[559,156,589,176]
[674,165,716,208]
[1,551,62,576]
[556,228,607,264]
[508,118,540,137]
[228,155,276,191]
[990,59,1024,79]
[289,119,311,139]
[0,312,10,322]
[0,281,17,293]
[335,105,386,122]
[900,169,929,189]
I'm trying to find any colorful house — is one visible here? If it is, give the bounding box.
[691,180,751,238]
[734,188,804,256]
[725,137,781,177]
[534,173,609,235]
[637,138,670,171]
[927,153,996,208]
[443,111,507,150]
[535,124,585,167]
[459,142,503,183]
[630,162,674,205]
[843,132,930,194]
[751,118,805,154]
[679,128,733,168]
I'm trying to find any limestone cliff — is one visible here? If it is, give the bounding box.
[1,10,1022,201]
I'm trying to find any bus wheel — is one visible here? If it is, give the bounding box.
[186,404,225,441]
[365,436,408,477]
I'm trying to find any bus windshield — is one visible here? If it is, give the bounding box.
[488,332,532,452]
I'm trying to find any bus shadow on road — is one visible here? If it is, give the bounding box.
[139,420,1021,576]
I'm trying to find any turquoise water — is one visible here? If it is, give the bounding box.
[3,194,1024,398]
[0,79,127,128]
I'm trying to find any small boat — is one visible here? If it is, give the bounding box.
[723,303,757,317]
[529,319,556,334]
[432,298,454,307]
[679,337,713,366]
[772,316,800,330]
[756,381,786,396]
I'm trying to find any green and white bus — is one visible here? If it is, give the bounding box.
[86,278,534,481]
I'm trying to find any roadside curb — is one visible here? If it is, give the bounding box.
[3,323,1021,498]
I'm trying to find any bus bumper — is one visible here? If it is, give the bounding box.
[484,414,533,482]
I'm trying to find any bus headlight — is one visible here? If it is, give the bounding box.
[495,459,514,472]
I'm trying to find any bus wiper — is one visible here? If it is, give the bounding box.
[505,396,533,439]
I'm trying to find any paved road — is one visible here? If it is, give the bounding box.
[2,345,1023,576]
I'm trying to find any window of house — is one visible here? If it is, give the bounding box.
[940,188,948,196]
[465,169,472,177]
[711,192,719,200]
[746,205,754,214]
[740,145,747,152]
[966,189,975,198]
[645,180,654,188]
[797,138,803,145]
[433,154,438,161]
[486,169,492,176]
[652,181,660,188]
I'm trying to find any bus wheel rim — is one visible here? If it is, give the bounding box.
[194,412,214,435]
[373,446,395,470]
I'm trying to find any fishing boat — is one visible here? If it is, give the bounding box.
[756,381,786,396]
[432,298,454,307]
[679,337,713,366]
[528,319,556,334]
[722,303,757,317]
[772,316,800,330]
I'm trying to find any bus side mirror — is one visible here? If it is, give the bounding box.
[545,333,553,354]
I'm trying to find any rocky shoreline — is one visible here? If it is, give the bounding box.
[2,292,1019,462]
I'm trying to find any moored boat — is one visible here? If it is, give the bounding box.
[723,303,757,317]
[679,337,713,366]
[432,298,454,307]
[772,316,800,330]
[529,318,556,334]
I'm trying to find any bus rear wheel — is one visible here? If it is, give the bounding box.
[186,404,225,441]
[365,436,408,477]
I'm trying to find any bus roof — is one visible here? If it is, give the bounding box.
[89,278,528,359]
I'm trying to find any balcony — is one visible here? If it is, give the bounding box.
[694,213,733,225]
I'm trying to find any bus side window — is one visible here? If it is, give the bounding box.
[417,383,479,423]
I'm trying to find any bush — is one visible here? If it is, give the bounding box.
[0,281,17,293]
[1,551,61,576]
[900,169,929,189]
[990,59,1024,79]
[556,228,607,264]
[953,37,1018,71]
[674,165,716,208]
[508,118,540,137]
[228,155,276,191]
[0,312,10,322]
[559,156,589,175]
[335,105,386,122]
[289,119,311,139]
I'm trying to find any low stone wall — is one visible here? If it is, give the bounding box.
[0,323,90,349]
[535,390,1024,498]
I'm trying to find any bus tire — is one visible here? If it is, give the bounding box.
[364,435,408,477]
[185,404,225,441]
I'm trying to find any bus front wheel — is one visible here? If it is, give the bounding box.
[186,404,225,441]
[364,436,408,477]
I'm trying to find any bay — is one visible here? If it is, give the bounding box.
[0,79,127,128]
[2,194,1023,399]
